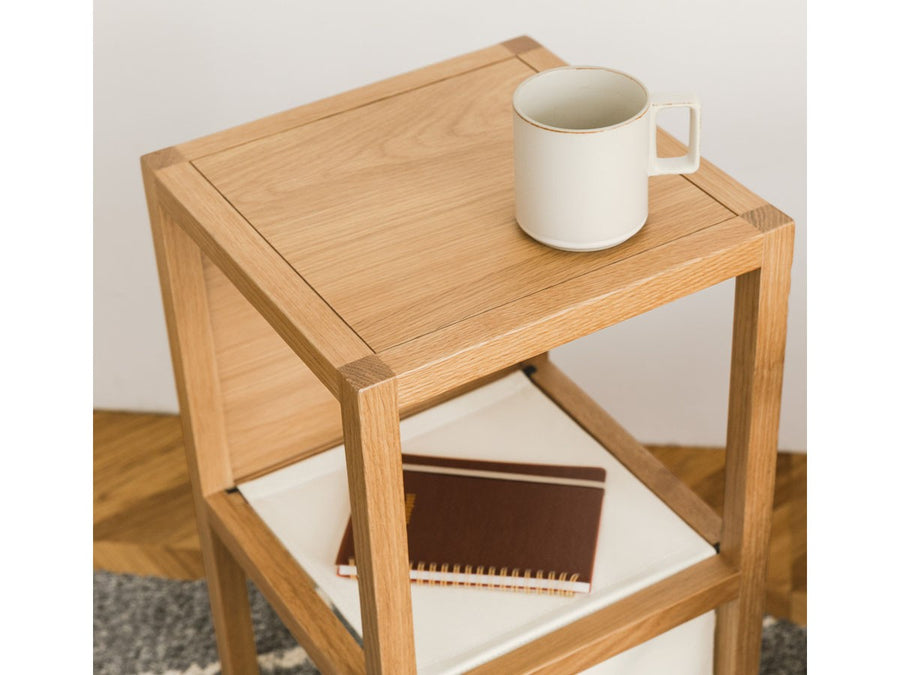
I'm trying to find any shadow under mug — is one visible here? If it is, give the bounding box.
[513,66,701,251]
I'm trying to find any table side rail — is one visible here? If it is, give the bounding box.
[466,556,740,675]
[205,491,366,675]
[177,43,518,161]
[384,216,764,409]
[525,355,722,546]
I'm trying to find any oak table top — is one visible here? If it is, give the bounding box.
[144,34,791,436]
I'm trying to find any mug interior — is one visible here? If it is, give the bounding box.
[514,67,649,131]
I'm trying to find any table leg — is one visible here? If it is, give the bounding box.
[340,357,417,674]
[200,522,260,674]
[715,225,793,674]
[144,154,260,675]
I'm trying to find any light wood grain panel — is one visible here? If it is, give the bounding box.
[153,161,373,395]
[339,358,416,674]
[715,223,794,674]
[346,173,728,351]
[206,491,366,675]
[177,44,515,160]
[193,58,532,351]
[469,557,739,674]
[203,258,522,481]
[383,217,763,408]
[195,58,732,352]
[201,256,345,481]
[526,356,722,545]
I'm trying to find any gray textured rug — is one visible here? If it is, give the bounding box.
[93,571,806,674]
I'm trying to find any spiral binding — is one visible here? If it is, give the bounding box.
[346,557,577,597]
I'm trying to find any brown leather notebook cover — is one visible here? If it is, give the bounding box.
[335,454,606,594]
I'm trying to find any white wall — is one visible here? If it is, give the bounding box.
[94,1,806,450]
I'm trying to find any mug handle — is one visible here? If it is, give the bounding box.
[648,93,701,176]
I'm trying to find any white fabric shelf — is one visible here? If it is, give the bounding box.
[239,372,715,674]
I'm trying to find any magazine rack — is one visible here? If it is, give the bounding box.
[142,37,793,675]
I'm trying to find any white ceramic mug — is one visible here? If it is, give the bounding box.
[513,66,701,251]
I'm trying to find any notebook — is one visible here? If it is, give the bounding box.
[335,454,606,594]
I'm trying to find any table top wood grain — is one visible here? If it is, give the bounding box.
[144,36,792,471]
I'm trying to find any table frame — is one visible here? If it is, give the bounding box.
[142,36,793,675]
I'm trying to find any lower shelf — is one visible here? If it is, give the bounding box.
[239,371,717,674]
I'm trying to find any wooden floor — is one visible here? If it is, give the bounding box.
[94,410,806,626]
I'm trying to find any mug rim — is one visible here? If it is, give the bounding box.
[512,65,650,134]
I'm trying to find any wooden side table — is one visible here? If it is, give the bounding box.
[142,37,793,675]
